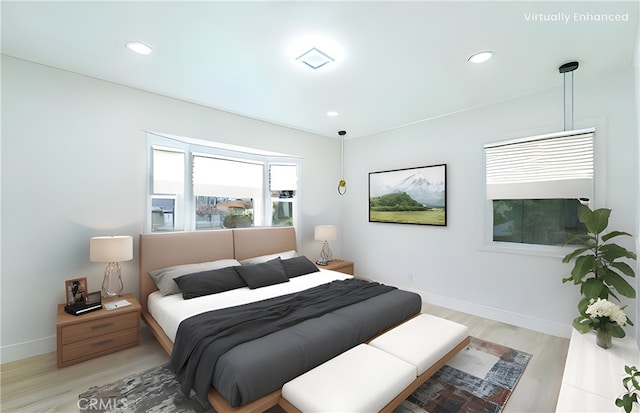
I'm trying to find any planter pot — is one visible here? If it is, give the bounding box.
[596,328,613,349]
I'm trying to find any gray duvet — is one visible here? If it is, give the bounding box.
[173,279,422,407]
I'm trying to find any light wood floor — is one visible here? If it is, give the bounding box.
[1,303,569,413]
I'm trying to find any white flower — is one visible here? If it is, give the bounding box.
[586,298,628,326]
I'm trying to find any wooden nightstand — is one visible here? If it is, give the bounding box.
[316,259,354,275]
[56,293,141,368]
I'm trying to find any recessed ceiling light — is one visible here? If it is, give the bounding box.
[296,47,334,70]
[289,35,344,70]
[326,111,339,117]
[468,51,493,64]
[126,41,153,55]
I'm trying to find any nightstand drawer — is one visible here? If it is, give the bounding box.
[60,327,138,364]
[316,259,354,275]
[332,263,354,275]
[60,311,138,345]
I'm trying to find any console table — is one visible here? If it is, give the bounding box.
[555,328,640,412]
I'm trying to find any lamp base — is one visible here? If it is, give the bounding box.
[102,262,124,297]
[319,241,333,263]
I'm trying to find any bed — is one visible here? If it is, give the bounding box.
[139,227,422,412]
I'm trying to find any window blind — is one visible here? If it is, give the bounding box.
[153,147,185,194]
[485,128,594,200]
[193,155,263,198]
[269,164,297,191]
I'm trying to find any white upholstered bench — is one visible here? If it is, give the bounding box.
[279,314,470,413]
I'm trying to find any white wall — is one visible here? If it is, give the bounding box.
[342,68,639,339]
[0,56,344,362]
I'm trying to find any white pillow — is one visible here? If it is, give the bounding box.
[149,258,241,296]
[239,250,298,265]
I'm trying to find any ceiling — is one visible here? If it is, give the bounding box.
[2,1,638,139]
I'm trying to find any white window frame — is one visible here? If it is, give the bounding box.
[146,132,301,232]
[480,118,606,257]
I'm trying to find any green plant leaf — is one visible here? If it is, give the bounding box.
[611,323,626,338]
[580,278,604,299]
[601,244,637,262]
[571,255,596,283]
[611,261,637,277]
[562,246,592,263]
[572,316,593,333]
[602,230,632,242]
[577,297,591,315]
[603,269,637,298]
[580,207,611,234]
[615,394,636,413]
[607,286,620,302]
[624,365,638,375]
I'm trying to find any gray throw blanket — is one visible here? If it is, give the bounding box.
[169,278,395,406]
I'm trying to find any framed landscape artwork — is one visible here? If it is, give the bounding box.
[369,164,447,226]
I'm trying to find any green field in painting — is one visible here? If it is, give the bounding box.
[370,208,445,225]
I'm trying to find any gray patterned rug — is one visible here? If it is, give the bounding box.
[79,337,531,413]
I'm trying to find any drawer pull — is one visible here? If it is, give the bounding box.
[92,339,114,347]
[91,323,113,330]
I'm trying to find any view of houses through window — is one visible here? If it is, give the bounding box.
[148,133,299,232]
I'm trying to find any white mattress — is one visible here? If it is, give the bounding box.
[148,269,352,342]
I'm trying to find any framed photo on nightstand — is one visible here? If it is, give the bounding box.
[65,277,88,306]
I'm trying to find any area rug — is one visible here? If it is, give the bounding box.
[79,337,531,413]
[395,337,532,413]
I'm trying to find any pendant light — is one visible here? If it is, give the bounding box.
[559,61,579,131]
[337,130,346,195]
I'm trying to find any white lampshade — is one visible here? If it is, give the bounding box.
[90,236,133,263]
[314,225,337,241]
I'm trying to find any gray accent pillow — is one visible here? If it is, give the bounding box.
[149,259,241,296]
[281,256,320,278]
[235,257,289,289]
[174,266,248,299]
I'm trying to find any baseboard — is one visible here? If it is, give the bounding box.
[399,284,572,339]
[0,335,55,364]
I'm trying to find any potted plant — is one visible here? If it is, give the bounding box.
[579,297,632,348]
[616,365,640,413]
[561,205,636,343]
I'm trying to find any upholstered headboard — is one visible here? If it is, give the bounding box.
[139,227,297,313]
[232,227,297,261]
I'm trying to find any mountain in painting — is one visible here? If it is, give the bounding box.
[385,173,445,207]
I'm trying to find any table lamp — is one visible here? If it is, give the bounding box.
[314,225,337,265]
[90,235,133,297]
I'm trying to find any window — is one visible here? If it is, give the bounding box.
[193,156,263,229]
[270,164,297,227]
[147,133,300,232]
[151,147,185,231]
[485,128,594,246]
